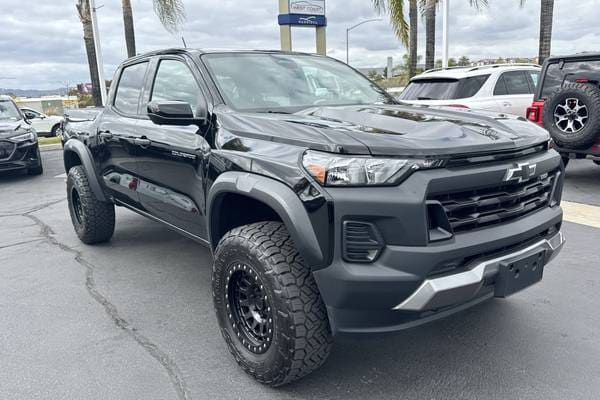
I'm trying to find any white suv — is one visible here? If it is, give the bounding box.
[399,64,540,117]
[20,107,63,137]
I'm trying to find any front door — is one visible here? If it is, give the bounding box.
[96,61,149,208]
[135,57,211,240]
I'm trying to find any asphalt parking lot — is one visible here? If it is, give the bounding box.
[1,147,600,400]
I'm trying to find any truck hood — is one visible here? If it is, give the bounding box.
[217,104,550,156]
[0,120,25,139]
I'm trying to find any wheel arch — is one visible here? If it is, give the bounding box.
[208,172,324,269]
[63,139,107,202]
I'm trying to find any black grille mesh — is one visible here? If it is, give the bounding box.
[431,171,557,233]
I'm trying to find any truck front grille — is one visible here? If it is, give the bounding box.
[430,171,558,233]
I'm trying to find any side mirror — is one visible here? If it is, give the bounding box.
[23,111,37,120]
[147,101,206,126]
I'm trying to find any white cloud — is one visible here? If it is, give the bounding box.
[0,0,597,89]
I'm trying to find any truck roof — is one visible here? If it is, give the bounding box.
[127,48,317,63]
[544,52,600,63]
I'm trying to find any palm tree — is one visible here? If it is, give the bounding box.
[122,0,136,58]
[121,0,186,58]
[76,0,102,107]
[372,1,409,47]
[372,0,420,78]
[518,0,554,64]
[408,0,418,78]
[537,0,555,64]
[424,0,436,70]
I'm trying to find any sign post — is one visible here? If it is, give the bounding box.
[278,0,327,55]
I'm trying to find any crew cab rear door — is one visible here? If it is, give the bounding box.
[96,60,150,208]
[134,55,212,240]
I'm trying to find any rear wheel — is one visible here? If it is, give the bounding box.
[213,222,332,386]
[50,124,61,137]
[543,83,600,149]
[67,165,115,244]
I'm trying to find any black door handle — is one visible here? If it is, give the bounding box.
[133,138,151,147]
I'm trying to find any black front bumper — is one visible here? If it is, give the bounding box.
[312,149,565,335]
[0,140,41,172]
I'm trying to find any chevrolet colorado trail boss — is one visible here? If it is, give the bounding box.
[63,49,565,386]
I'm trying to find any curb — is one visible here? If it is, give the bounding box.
[40,144,62,152]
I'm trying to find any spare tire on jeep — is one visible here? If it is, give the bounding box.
[543,83,600,149]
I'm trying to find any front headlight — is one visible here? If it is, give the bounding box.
[10,130,36,142]
[302,150,443,186]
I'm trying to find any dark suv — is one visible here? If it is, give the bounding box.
[0,95,43,175]
[527,53,600,166]
[63,49,565,386]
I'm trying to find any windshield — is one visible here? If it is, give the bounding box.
[0,100,21,120]
[202,53,395,112]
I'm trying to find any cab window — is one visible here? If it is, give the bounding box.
[114,62,149,115]
[151,60,202,115]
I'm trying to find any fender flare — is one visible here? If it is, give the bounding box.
[63,139,108,202]
[207,172,324,269]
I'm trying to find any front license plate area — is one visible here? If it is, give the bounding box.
[495,249,546,298]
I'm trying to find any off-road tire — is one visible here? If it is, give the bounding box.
[67,165,115,244]
[543,83,600,149]
[213,221,332,387]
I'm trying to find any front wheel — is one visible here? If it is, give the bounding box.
[212,222,332,387]
[67,165,115,244]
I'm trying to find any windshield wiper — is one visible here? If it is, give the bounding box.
[417,97,434,100]
[264,110,292,115]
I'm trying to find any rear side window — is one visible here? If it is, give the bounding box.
[494,71,532,95]
[400,79,459,100]
[151,60,202,114]
[541,59,600,98]
[114,62,148,115]
[455,74,490,98]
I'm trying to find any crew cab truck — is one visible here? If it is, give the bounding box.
[63,49,565,386]
[527,53,600,167]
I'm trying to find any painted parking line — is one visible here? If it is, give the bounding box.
[54,173,67,179]
[562,201,600,229]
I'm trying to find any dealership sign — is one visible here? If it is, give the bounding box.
[289,0,325,16]
[279,0,327,27]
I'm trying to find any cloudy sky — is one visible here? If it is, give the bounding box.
[0,0,597,89]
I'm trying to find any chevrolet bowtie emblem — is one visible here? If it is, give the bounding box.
[504,162,537,183]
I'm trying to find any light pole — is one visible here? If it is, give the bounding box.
[89,0,107,106]
[346,18,382,65]
[442,0,450,68]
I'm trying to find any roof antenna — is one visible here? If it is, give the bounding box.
[181,36,188,48]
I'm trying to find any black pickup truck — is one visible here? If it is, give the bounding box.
[63,49,565,386]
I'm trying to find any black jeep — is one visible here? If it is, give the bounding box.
[63,49,565,386]
[527,52,600,166]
